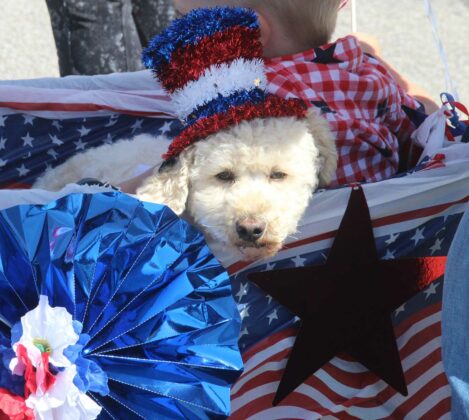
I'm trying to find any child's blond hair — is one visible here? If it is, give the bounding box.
[201,0,341,48]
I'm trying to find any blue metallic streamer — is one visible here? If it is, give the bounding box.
[0,192,243,419]
[142,7,259,71]
[186,88,267,125]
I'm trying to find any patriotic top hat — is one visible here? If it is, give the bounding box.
[142,7,308,161]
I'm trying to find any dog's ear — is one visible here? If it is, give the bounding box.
[306,108,338,187]
[136,148,194,215]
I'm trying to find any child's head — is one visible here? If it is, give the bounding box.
[173,0,341,57]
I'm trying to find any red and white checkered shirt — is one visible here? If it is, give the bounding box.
[265,35,421,186]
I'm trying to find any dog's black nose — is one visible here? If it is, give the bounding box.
[236,219,266,242]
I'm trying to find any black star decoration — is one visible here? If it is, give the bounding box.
[248,186,445,405]
[311,43,343,64]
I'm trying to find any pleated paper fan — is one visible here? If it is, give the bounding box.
[0,192,243,420]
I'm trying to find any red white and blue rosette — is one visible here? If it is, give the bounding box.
[0,192,243,419]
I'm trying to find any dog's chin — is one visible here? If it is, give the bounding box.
[235,241,282,262]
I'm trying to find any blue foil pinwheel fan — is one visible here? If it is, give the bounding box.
[0,192,243,420]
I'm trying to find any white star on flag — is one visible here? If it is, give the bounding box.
[430,238,443,255]
[385,232,399,245]
[105,115,119,127]
[74,139,86,151]
[77,125,91,137]
[265,262,276,271]
[0,137,7,150]
[160,121,173,134]
[239,305,250,320]
[49,134,64,146]
[267,309,279,325]
[239,327,249,339]
[394,303,406,317]
[16,164,30,177]
[0,115,7,127]
[47,149,59,160]
[423,282,439,299]
[23,114,35,125]
[292,255,306,267]
[266,295,273,304]
[0,158,8,168]
[52,120,63,130]
[411,227,425,245]
[21,133,34,147]
[105,133,113,144]
[131,119,144,133]
[382,249,395,260]
[236,282,249,302]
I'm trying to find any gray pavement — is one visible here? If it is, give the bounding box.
[0,0,468,104]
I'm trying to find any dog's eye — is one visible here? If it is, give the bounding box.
[270,171,288,180]
[215,171,236,182]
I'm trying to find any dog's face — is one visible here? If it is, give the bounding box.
[138,110,337,261]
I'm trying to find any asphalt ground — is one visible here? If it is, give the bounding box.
[0,0,468,105]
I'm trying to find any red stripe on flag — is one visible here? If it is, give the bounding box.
[0,101,173,117]
[231,303,447,418]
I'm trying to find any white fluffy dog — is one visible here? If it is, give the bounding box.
[34,110,337,261]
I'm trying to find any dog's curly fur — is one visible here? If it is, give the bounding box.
[34,110,337,260]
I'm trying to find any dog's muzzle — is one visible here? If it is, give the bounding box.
[235,218,266,243]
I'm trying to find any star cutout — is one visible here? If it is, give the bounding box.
[311,43,343,64]
[159,120,173,135]
[52,120,62,131]
[23,114,35,125]
[0,115,7,127]
[385,233,399,245]
[21,132,34,147]
[0,158,8,168]
[376,99,389,118]
[49,134,63,146]
[77,125,91,137]
[411,228,425,246]
[267,309,279,325]
[16,164,30,177]
[249,187,446,405]
[0,137,7,150]
[131,119,144,133]
[74,139,86,151]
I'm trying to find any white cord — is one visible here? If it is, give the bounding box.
[422,0,459,101]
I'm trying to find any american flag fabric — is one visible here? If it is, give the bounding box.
[265,35,422,187]
[0,72,181,188]
[227,155,469,419]
[0,72,468,419]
